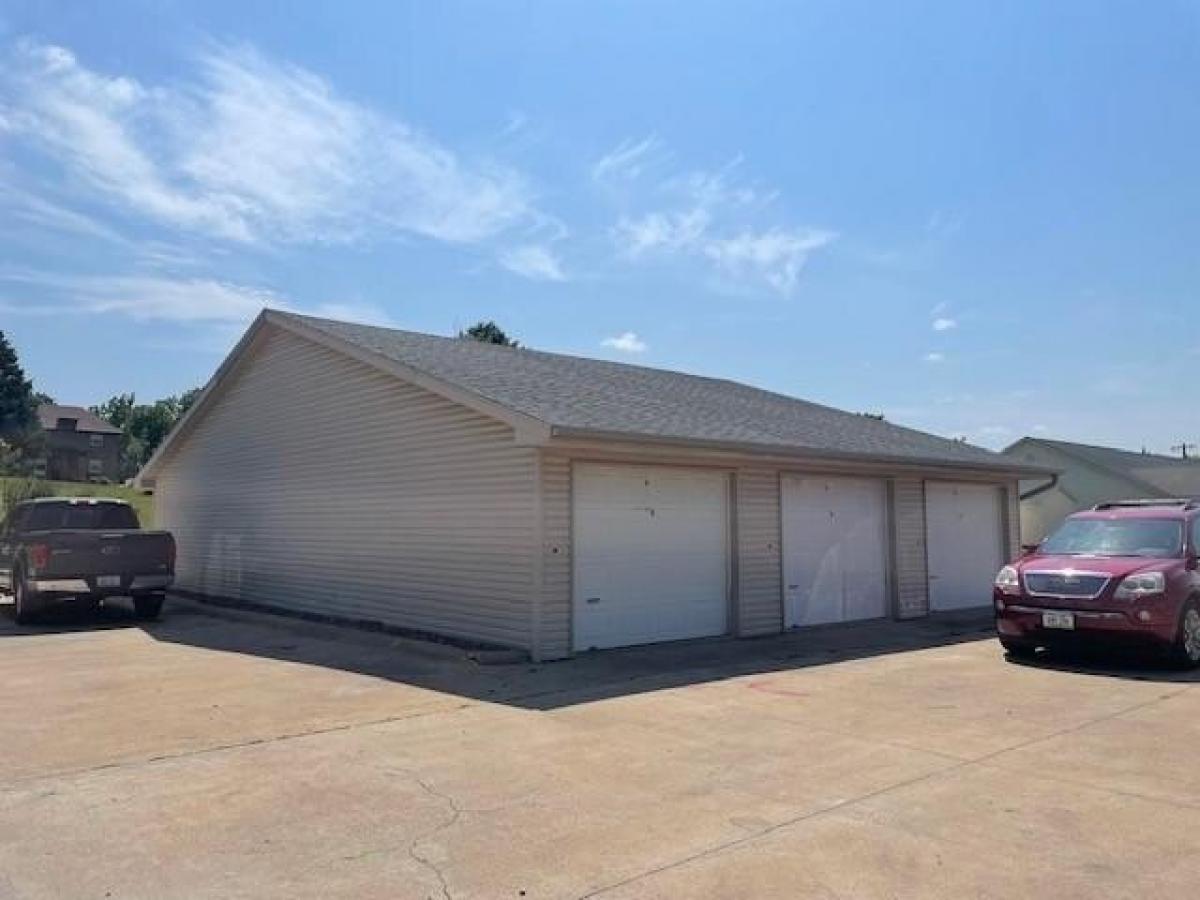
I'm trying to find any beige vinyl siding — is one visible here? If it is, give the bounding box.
[735,468,783,636]
[1005,480,1021,558]
[537,453,573,660]
[890,477,929,619]
[154,324,538,650]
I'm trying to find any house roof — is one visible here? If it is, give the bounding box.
[1005,437,1200,496]
[37,404,123,435]
[260,311,1040,473]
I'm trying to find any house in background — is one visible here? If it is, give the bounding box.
[36,404,123,483]
[1002,437,1200,542]
[137,310,1047,660]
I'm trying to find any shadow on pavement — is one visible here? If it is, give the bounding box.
[5,594,1195,707]
[1002,645,1200,684]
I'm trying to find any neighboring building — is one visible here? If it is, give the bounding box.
[1002,437,1200,542]
[138,311,1047,660]
[36,404,123,483]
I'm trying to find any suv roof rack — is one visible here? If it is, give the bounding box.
[1092,498,1199,511]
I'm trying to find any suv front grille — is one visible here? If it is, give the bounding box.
[1024,572,1109,598]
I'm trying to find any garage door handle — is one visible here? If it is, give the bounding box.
[586,597,601,604]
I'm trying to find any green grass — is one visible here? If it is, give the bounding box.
[0,478,155,527]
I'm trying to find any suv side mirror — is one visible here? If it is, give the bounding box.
[1020,543,1040,556]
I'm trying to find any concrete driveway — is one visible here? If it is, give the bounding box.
[1,597,1198,899]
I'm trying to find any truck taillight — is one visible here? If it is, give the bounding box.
[29,543,51,571]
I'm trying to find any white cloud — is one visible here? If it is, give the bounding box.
[604,141,833,295]
[1,39,540,247]
[2,272,280,322]
[0,268,404,331]
[498,244,566,282]
[601,331,647,353]
[591,135,664,184]
[932,317,957,332]
[923,352,945,364]
[704,228,836,295]
[613,209,710,257]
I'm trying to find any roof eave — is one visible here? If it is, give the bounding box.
[547,426,1058,477]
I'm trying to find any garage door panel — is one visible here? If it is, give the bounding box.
[783,475,889,628]
[572,464,729,651]
[926,482,1003,612]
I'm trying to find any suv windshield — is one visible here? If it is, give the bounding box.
[1040,518,1183,558]
[24,503,140,531]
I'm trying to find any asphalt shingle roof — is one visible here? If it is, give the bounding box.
[37,404,123,435]
[1015,438,1200,496]
[280,311,1033,471]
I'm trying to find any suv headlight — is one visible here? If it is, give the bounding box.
[994,565,1021,595]
[1113,571,1166,599]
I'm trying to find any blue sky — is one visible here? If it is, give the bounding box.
[1,1,1197,453]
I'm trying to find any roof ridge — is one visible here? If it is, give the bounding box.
[277,311,978,447]
[277,310,796,392]
[264,310,1042,474]
[1035,436,1194,466]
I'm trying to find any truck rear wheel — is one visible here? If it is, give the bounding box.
[133,592,164,621]
[12,571,37,625]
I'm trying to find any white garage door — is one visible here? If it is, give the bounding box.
[926,482,1005,612]
[782,475,889,627]
[572,464,729,651]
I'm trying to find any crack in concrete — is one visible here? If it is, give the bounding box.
[574,683,1194,898]
[0,702,474,793]
[406,774,460,900]
[341,766,530,900]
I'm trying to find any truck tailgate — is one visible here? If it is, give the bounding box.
[30,530,175,578]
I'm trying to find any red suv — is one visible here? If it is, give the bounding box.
[994,499,1200,667]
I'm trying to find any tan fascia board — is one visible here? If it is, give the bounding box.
[545,427,1057,480]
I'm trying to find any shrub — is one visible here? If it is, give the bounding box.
[0,478,53,517]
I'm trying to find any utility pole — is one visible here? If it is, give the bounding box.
[1171,442,1197,460]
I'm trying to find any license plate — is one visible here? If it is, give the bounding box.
[1042,611,1075,630]
[96,575,122,588]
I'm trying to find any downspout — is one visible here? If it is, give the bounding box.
[1020,473,1059,501]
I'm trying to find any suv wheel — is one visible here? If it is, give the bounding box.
[1171,601,1200,669]
[1000,636,1038,660]
[12,570,36,626]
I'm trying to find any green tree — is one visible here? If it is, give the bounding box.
[0,330,36,439]
[92,393,137,431]
[93,389,200,479]
[458,321,519,347]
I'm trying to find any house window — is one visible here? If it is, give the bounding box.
[87,458,104,475]
[90,434,104,448]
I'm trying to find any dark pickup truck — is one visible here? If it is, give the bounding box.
[0,498,175,624]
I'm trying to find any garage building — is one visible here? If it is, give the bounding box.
[139,311,1048,660]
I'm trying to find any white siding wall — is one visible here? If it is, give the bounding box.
[891,477,929,619]
[735,468,783,636]
[155,325,538,650]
